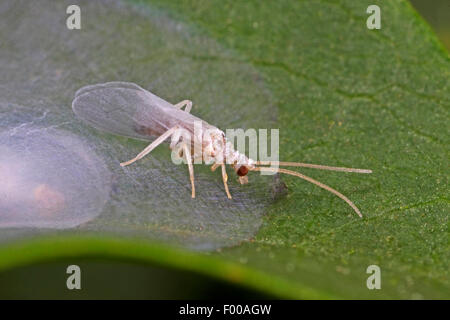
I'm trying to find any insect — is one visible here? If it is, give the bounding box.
[72,82,372,217]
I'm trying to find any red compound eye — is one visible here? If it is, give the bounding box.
[237,166,249,176]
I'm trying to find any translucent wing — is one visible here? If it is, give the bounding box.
[72,82,176,141]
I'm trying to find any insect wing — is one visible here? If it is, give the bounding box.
[72,82,173,141]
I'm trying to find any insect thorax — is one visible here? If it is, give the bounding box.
[202,128,255,167]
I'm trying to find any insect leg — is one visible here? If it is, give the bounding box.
[120,126,179,167]
[174,100,193,113]
[210,163,220,172]
[221,163,232,199]
[182,143,196,198]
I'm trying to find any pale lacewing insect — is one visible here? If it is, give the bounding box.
[72,82,372,217]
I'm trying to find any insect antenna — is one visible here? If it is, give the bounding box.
[251,166,364,218]
[256,161,372,174]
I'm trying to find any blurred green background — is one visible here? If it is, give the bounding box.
[411,0,450,50]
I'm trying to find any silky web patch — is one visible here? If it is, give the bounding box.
[0,0,278,249]
[0,127,111,229]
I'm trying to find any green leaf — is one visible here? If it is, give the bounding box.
[0,0,448,299]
